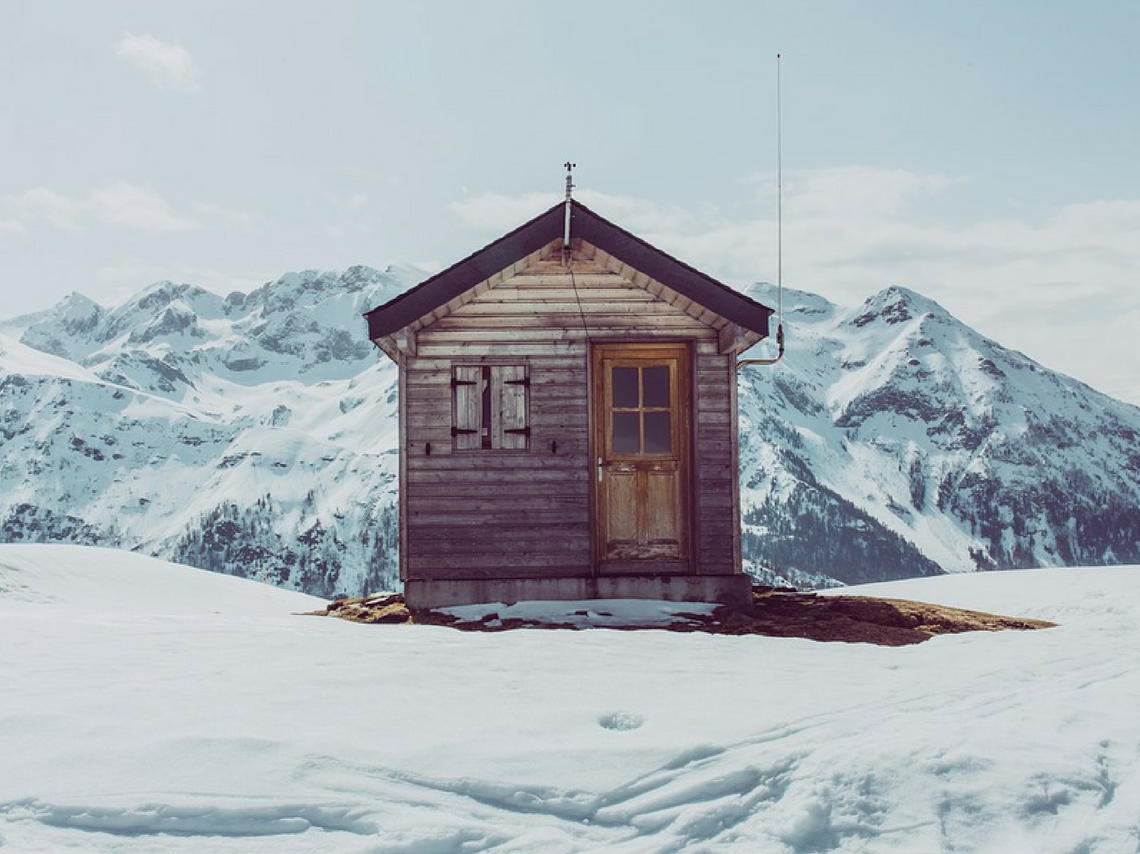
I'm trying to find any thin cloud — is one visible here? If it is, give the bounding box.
[91,183,199,232]
[448,171,1140,399]
[449,171,1140,311]
[449,189,707,237]
[3,183,200,233]
[115,32,201,92]
[97,257,268,304]
[450,192,559,232]
[786,166,958,219]
[193,202,257,232]
[322,193,372,236]
[5,188,84,232]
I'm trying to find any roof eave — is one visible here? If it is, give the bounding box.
[365,203,564,341]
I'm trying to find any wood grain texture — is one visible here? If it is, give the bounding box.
[396,245,746,583]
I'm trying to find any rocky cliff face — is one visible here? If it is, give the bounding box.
[3,269,1138,594]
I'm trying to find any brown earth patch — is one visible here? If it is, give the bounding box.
[716,588,1055,645]
[307,587,1055,646]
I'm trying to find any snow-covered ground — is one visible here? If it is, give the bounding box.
[2,545,1138,853]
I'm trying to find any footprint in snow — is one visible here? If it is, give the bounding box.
[598,712,645,731]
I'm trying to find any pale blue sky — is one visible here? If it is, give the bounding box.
[2,1,1138,401]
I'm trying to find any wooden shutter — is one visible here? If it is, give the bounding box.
[452,366,482,450]
[492,365,529,450]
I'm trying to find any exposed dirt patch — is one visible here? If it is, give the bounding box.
[714,588,1055,645]
[316,593,409,624]
[308,587,1055,646]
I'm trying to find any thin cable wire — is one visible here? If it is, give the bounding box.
[568,259,591,344]
[563,162,590,343]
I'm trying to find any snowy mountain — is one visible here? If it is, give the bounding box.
[738,284,1140,585]
[0,266,418,597]
[3,268,1139,594]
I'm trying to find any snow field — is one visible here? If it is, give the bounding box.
[2,546,1139,852]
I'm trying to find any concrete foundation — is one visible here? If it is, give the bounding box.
[404,574,754,611]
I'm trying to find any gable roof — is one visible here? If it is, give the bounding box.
[364,199,772,341]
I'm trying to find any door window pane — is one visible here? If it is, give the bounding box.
[612,367,639,408]
[643,411,671,453]
[613,412,640,453]
[642,366,670,408]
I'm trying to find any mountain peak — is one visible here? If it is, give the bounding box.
[132,279,191,300]
[849,285,947,329]
[121,280,221,317]
[743,282,837,319]
[54,291,104,327]
[59,290,101,311]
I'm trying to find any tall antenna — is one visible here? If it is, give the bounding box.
[737,53,786,371]
[563,161,576,265]
[562,161,591,340]
[776,52,783,322]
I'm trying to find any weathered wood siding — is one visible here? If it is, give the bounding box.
[400,241,742,582]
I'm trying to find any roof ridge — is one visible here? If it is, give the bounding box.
[364,201,563,320]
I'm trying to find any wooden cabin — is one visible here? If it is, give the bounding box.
[365,199,773,609]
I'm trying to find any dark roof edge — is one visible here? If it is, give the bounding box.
[365,202,564,339]
[365,198,772,341]
[570,201,771,336]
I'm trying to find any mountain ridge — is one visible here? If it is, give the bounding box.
[739,281,1140,581]
[2,267,1138,595]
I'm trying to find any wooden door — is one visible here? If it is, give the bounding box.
[593,343,690,573]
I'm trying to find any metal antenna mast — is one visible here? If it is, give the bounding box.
[737,53,786,371]
[563,161,576,265]
[562,161,591,340]
[776,52,783,322]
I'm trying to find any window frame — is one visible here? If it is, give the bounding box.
[450,362,530,452]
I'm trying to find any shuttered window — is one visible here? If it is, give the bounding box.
[452,366,483,450]
[452,365,529,450]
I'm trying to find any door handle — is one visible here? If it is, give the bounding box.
[597,456,603,483]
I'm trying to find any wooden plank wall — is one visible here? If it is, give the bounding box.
[402,243,740,581]
[693,346,738,576]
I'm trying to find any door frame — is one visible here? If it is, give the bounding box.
[590,341,694,575]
